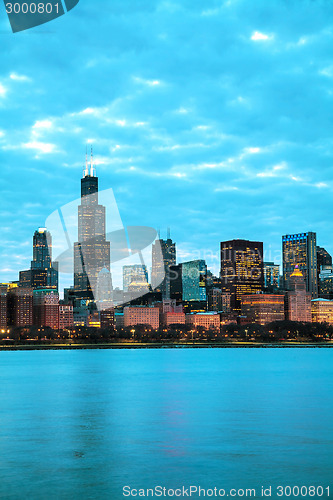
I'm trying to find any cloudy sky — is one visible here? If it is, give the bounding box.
[1,0,333,291]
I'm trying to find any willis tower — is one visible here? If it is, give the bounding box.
[74,151,111,301]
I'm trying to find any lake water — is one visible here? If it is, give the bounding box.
[0,348,332,499]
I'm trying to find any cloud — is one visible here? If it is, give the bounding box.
[1,0,333,287]
[9,73,31,82]
[251,31,274,41]
[0,83,7,97]
[23,141,57,154]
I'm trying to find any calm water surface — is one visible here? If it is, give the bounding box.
[0,348,332,499]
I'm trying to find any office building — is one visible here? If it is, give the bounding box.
[169,264,183,302]
[0,285,8,328]
[87,312,101,328]
[263,262,280,289]
[124,306,159,329]
[151,232,176,298]
[311,299,333,324]
[74,153,111,301]
[318,267,333,300]
[220,239,264,312]
[282,232,317,298]
[317,246,333,299]
[182,260,207,302]
[19,228,58,290]
[285,266,311,322]
[123,264,149,292]
[185,312,220,330]
[162,312,186,326]
[59,305,74,330]
[241,294,285,325]
[207,288,231,313]
[100,308,115,329]
[7,287,33,327]
[33,289,59,330]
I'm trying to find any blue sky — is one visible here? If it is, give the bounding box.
[1,0,333,291]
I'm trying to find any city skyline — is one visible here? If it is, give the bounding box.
[1,162,332,297]
[1,0,333,287]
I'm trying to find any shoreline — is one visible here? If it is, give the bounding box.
[1,341,333,350]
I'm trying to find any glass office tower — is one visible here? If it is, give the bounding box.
[282,232,317,298]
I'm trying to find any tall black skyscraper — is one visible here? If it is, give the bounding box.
[19,228,58,290]
[74,153,111,301]
[151,230,176,299]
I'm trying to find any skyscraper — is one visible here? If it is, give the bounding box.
[151,232,176,299]
[19,228,58,290]
[282,232,317,298]
[182,260,207,302]
[220,239,264,312]
[169,263,183,302]
[285,265,311,322]
[74,152,111,301]
[263,262,280,290]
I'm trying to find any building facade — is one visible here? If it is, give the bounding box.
[123,306,159,329]
[282,232,317,298]
[241,294,285,325]
[59,305,74,330]
[7,287,33,327]
[162,312,186,326]
[207,288,231,313]
[220,239,264,312]
[285,266,311,322]
[123,265,149,292]
[185,312,220,330]
[151,234,176,299]
[263,262,280,289]
[182,260,207,302]
[311,299,333,324]
[0,285,8,328]
[74,156,111,301]
[19,228,58,290]
[33,289,59,330]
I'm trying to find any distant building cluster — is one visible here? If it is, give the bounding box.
[1,163,333,335]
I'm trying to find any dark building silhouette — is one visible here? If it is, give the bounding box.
[19,228,58,290]
[317,246,332,268]
[151,231,176,299]
[220,239,264,312]
[317,246,333,298]
[100,308,115,329]
[74,153,111,301]
[169,263,183,303]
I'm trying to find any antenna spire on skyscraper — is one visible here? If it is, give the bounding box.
[83,145,89,178]
[90,146,96,177]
